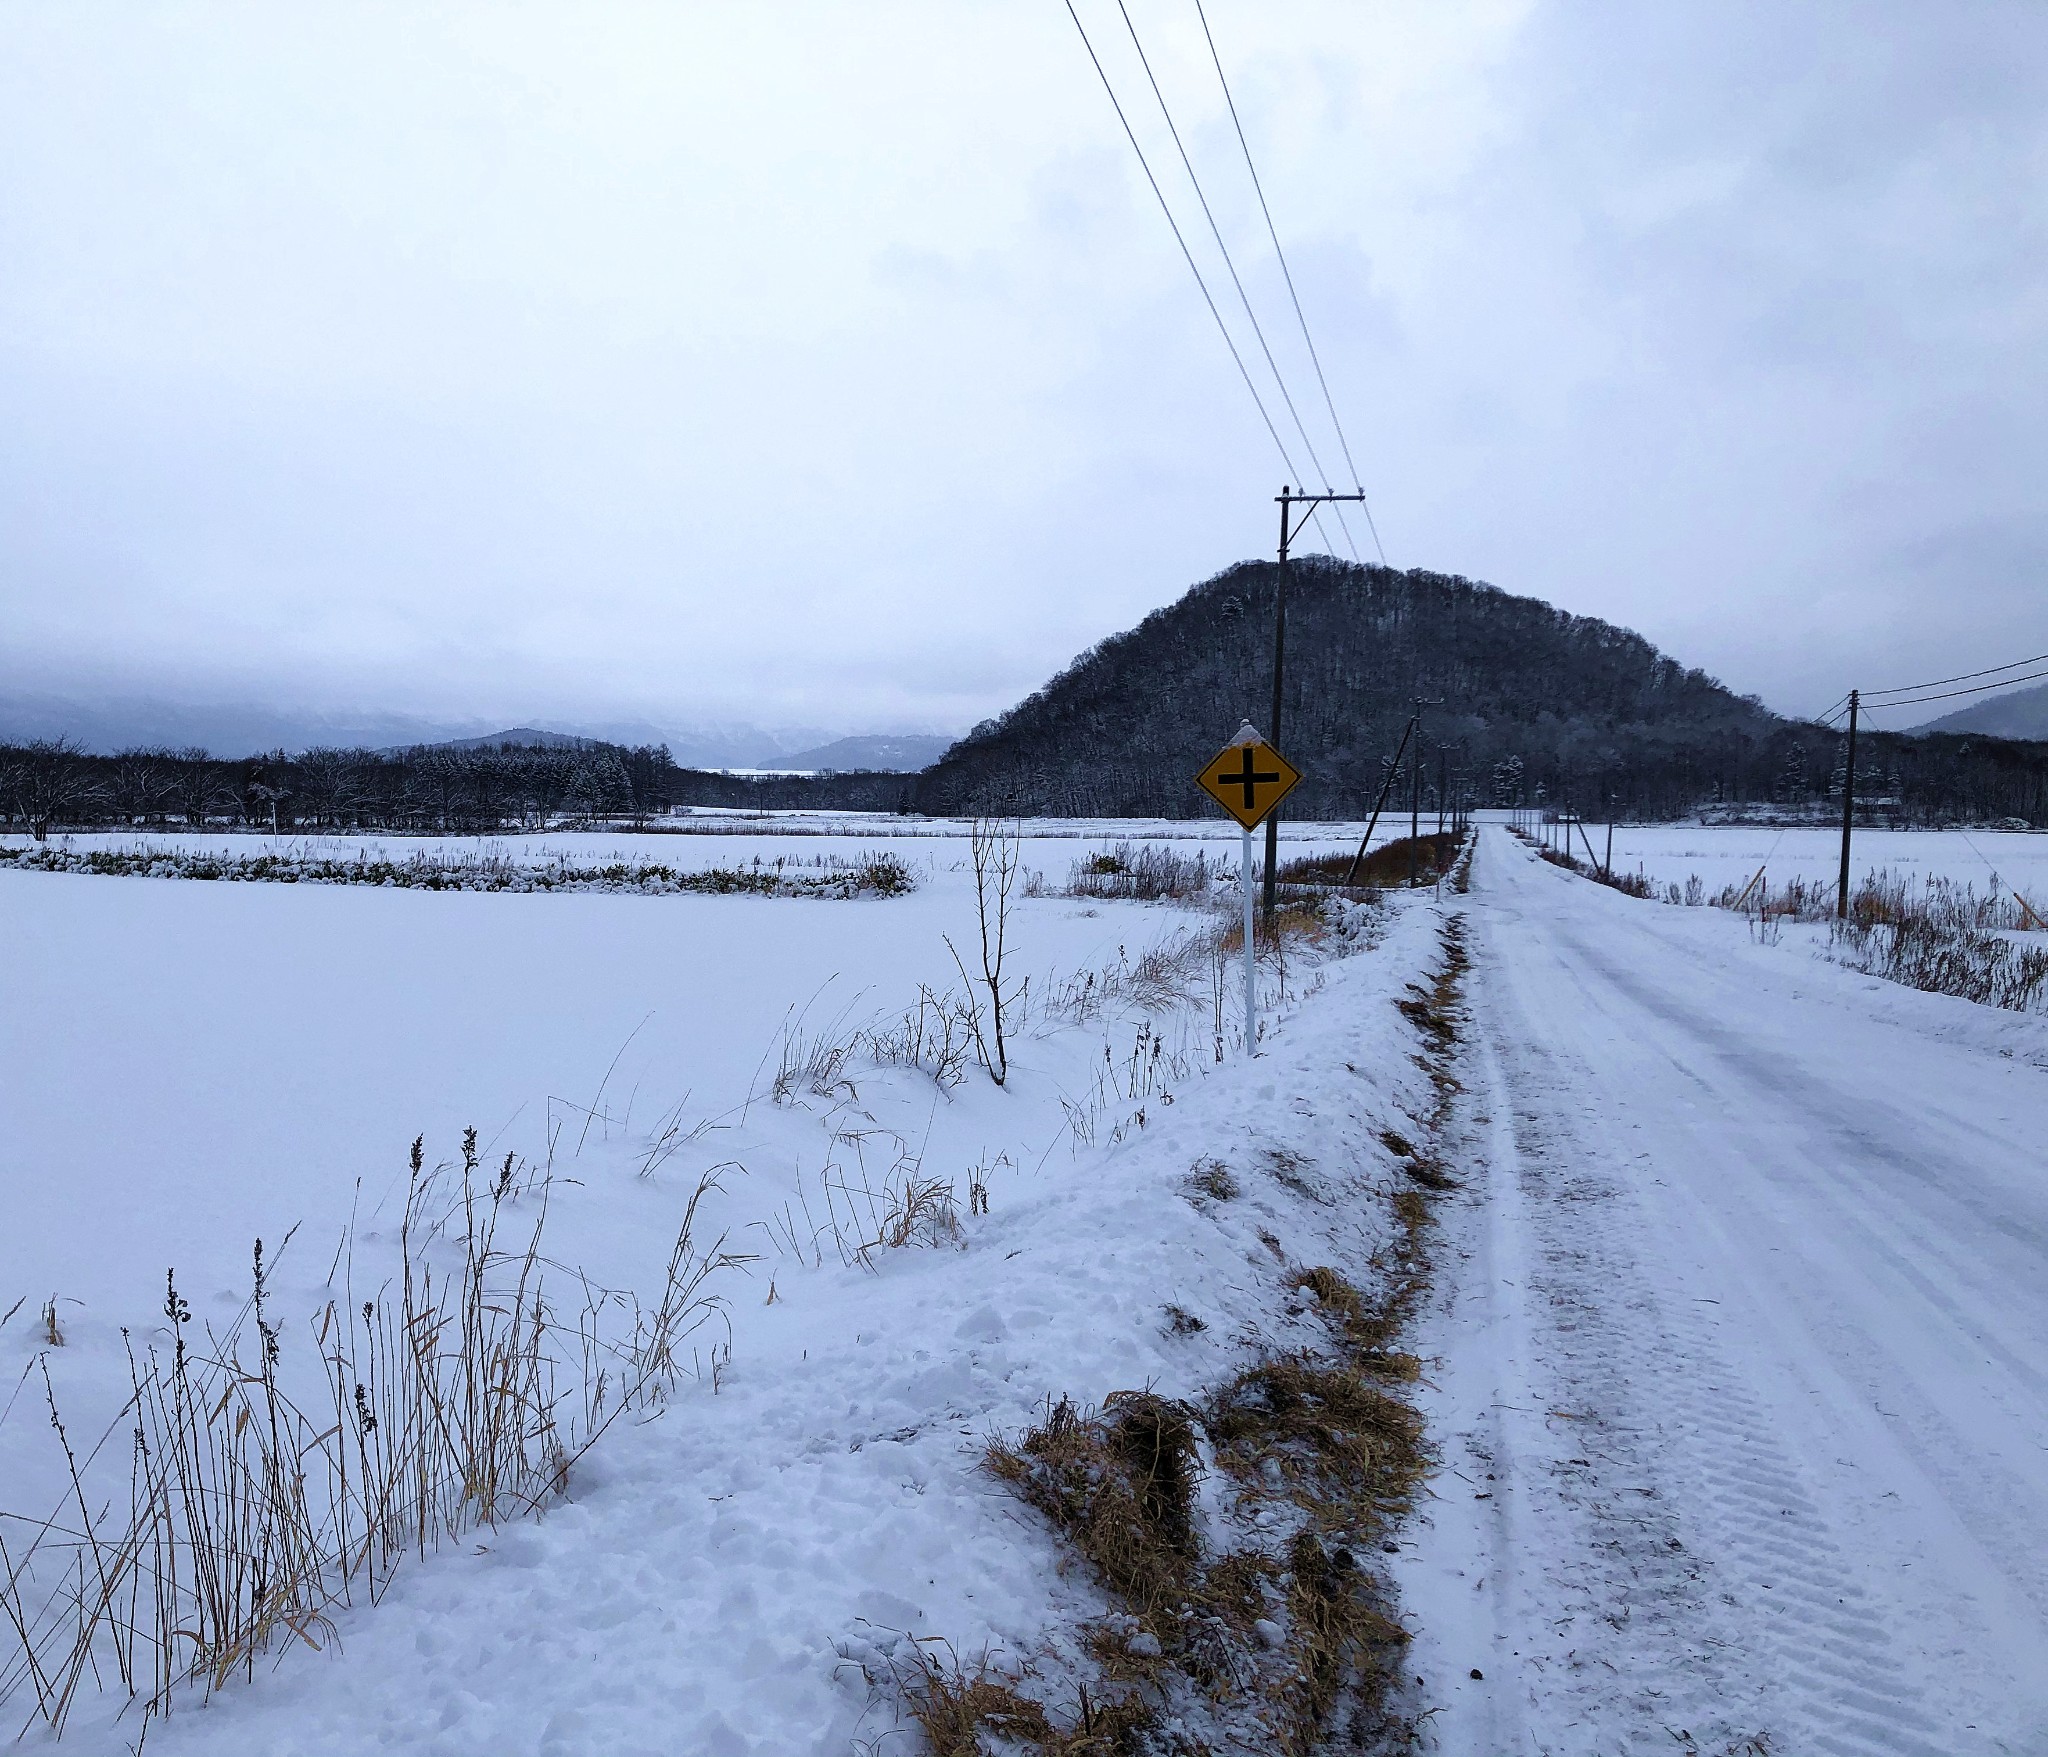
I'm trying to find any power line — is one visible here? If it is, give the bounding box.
[1109,1,1353,561]
[1193,0,1386,567]
[1861,665,2048,713]
[1863,649,2048,701]
[1062,0,1319,537]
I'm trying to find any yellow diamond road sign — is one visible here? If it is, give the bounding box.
[1196,725,1303,830]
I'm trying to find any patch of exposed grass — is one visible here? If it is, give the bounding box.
[1279,832,1464,892]
[1053,842,1225,903]
[987,1391,1202,1627]
[1376,1125,1455,1191]
[876,912,1473,1755]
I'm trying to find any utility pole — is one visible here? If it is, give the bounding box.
[1837,688,1860,920]
[1408,746,1422,886]
[1340,714,1416,886]
[1265,484,1376,922]
[1403,696,1437,888]
[1436,746,1447,838]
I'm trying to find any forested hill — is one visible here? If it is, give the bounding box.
[914,558,1785,817]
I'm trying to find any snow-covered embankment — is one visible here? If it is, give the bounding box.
[7,863,1468,1753]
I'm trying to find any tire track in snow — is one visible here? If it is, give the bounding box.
[1401,835,2025,1755]
[1483,936,1950,1755]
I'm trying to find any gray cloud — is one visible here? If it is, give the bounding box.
[0,2,2041,735]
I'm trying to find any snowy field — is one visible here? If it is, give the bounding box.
[9,816,2048,1751]
[0,813,1412,873]
[0,813,1445,1750]
[0,812,1432,1319]
[1589,821,2048,906]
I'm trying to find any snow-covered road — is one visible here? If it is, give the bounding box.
[1402,827,2048,1754]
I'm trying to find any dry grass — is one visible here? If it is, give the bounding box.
[892,1641,1155,1757]
[0,842,917,897]
[1516,828,1654,897]
[1279,831,1464,892]
[758,1126,973,1274]
[897,914,1474,1756]
[1207,1353,1426,1499]
[1052,842,1226,903]
[988,1391,1202,1627]
[0,1134,743,1737]
[1832,912,2048,1010]
[1699,868,2048,1013]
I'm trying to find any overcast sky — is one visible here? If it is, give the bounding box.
[3,2,2042,736]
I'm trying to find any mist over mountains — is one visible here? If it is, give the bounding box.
[0,687,947,772]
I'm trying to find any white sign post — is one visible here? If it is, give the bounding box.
[1241,826,1257,1049]
[1195,721,1303,1058]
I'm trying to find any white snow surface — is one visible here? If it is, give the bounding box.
[1,823,1447,1753]
[1592,821,2048,904]
[1398,828,2048,1754]
[19,818,2048,1753]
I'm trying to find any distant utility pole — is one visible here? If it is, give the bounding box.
[1340,714,1416,886]
[1408,746,1422,886]
[1404,697,1439,887]
[1837,688,1860,919]
[1266,484,1377,921]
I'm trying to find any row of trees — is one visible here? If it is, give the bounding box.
[0,737,928,839]
[0,740,679,839]
[9,721,2039,839]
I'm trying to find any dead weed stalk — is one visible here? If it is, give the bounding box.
[0,1134,743,1737]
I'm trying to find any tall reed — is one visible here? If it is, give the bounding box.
[0,1135,742,1738]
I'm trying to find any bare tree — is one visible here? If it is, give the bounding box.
[947,819,1024,1086]
[170,748,234,828]
[4,738,97,841]
[109,748,176,826]
[295,748,357,829]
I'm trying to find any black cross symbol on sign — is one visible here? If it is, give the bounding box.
[1222,745,1281,809]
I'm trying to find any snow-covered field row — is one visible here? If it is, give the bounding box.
[0,817,1420,881]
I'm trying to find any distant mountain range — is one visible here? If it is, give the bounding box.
[775,734,952,773]
[398,729,952,773]
[386,727,604,754]
[1910,681,2048,740]
[0,690,952,772]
